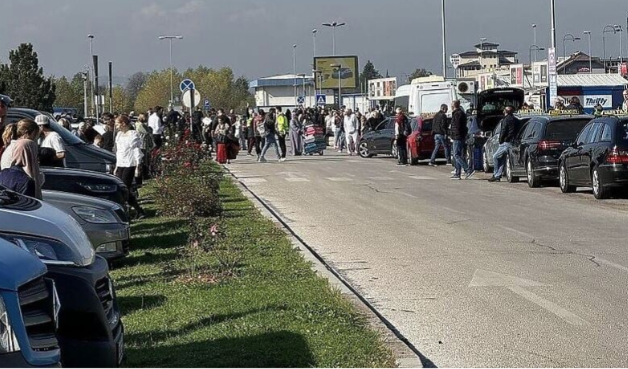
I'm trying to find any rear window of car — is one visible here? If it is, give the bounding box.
[420,119,433,132]
[544,119,591,140]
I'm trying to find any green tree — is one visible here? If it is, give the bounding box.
[53,75,83,114]
[359,60,383,89]
[111,85,132,113]
[407,68,433,83]
[0,43,56,111]
[134,69,181,113]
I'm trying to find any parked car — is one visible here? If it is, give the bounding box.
[41,167,129,210]
[42,190,130,261]
[559,115,628,199]
[358,117,396,158]
[6,107,116,173]
[0,239,61,368]
[331,67,353,79]
[408,114,445,165]
[0,188,124,367]
[506,114,593,187]
[483,117,531,173]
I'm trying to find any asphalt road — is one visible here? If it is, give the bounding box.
[227,144,628,367]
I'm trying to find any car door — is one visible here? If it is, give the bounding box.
[486,122,501,165]
[516,120,541,173]
[509,121,531,173]
[369,119,389,153]
[566,123,591,183]
[373,118,395,154]
[576,122,603,184]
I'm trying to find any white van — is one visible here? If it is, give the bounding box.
[408,76,458,117]
[393,84,412,111]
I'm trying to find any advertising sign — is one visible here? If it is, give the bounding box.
[314,56,359,90]
[548,48,558,104]
[561,94,614,109]
[368,77,397,100]
[510,64,524,86]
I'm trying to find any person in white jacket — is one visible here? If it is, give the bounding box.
[343,109,359,156]
[114,114,146,219]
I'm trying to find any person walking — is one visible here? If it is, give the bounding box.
[343,108,359,156]
[246,113,256,156]
[253,110,266,158]
[488,106,519,182]
[100,113,116,152]
[429,104,451,166]
[450,100,475,180]
[114,114,146,219]
[258,111,282,163]
[289,111,304,156]
[276,107,289,159]
[148,106,164,149]
[214,116,230,164]
[134,113,154,182]
[394,107,410,165]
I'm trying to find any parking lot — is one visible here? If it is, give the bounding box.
[227,149,628,367]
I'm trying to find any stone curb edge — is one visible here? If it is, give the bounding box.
[224,166,427,369]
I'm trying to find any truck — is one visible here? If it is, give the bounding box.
[408,76,458,117]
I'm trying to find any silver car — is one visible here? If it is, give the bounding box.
[42,190,130,261]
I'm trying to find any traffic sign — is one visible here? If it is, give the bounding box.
[316,94,326,106]
[204,99,210,109]
[182,89,201,108]
[547,48,558,106]
[180,79,195,93]
[297,96,305,105]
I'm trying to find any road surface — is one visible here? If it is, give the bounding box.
[227,147,628,367]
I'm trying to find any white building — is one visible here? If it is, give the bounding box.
[453,41,518,78]
[249,74,337,109]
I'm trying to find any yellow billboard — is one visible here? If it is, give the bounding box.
[314,56,358,90]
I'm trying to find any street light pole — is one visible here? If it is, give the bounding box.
[603,25,617,72]
[158,35,183,108]
[550,0,557,50]
[312,29,317,58]
[293,44,297,108]
[615,25,624,65]
[322,22,346,56]
[441,0,447,78]
[562,33,580,60]
[87,34,94,117]
[583,31,592,74]
[532,24,538,63]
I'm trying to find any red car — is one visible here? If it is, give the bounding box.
[407,115,447,165]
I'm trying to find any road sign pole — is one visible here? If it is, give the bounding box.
[190,88,195,135]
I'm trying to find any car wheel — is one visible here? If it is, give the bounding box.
[592,166,609,199]
[359,142,372,158]
[506,155,519,183]
[526,159,540,188]
[391,141,398,159]
[483,149,492,173]
[559,161,576,193]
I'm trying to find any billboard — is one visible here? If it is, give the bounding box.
[368,77,397,100]
[314,56,359,90]
[510,64,524,86]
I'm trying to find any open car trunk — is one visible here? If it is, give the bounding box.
[476,88,525,133]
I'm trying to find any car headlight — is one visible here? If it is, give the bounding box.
[0,233,78,266]
[77,182,117,193]
[72,206,118,224]
[0,295,20,354]
[105,163,114,174]
[96,242,118,253]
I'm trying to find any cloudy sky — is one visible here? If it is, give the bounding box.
[1,0,627,82]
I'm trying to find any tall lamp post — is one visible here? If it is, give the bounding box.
[603,25,617,70]
[293,44,297,108]
[158,35,183,108]
[562,33,581,60]
[615,25,624,65]
[441,0,447,78]
[322,22,345,56]
[312,29,318,58]
[87,34,95,117]
[583,31,592,74]
[330,64,342,109]
[532,24,538,63]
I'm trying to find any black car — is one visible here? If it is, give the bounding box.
[505,114,593,187]
[41,167,129,210]
[7,108,116,173]
[359,117,418,159]
[559,115,628,199]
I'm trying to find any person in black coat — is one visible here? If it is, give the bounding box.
[489,106,519,182]
[450,100,474,179]
[429,104,451,166]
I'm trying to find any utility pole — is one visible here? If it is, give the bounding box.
[87,34,95,117]
[322,22,346,56]
[550,0,556,50]
[159,35,183,108]
[293,44,297,108]
[441,0,447,78]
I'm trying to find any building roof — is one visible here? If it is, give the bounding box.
[557,74,628,87]
[459,50,517,58]
[458,60,481,69]
[557,51,604,71]
[249,74,314,88]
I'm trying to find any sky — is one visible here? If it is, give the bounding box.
[1,0,627,83]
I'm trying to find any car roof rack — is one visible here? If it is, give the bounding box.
[599,110,628,118]
[516,109,587,117]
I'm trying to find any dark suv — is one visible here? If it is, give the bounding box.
[559,115,628,199]
[506,114,593,187]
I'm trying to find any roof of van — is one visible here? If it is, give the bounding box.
[411,75,446,84]
[395,84,411,97]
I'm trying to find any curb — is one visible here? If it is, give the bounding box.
[224,166,429,368]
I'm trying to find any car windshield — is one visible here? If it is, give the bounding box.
[421,92,450,114]
[618,121,628,146]
[544,119,591,141]
[481,96,523,115]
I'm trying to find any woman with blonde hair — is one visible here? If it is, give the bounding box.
[0,131,43,199]
[1,119,41,170]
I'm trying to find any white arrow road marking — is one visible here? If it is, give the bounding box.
[470,269,589,326]
[409,175,436,180]
[327,177,353,182]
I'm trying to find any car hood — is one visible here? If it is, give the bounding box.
[78,142,116,162]
[0,239,47,291]
[41,166,123,184]
[0,192,95,267]
[42,190,120,210]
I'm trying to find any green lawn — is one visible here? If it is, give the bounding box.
[111,174,396,368]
